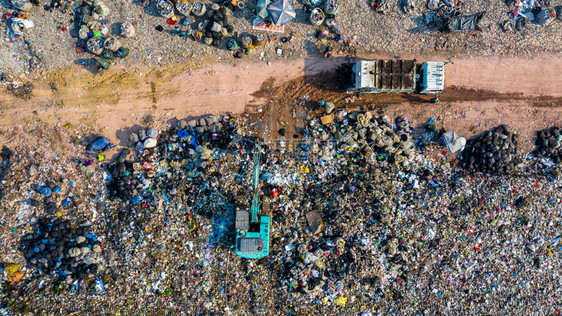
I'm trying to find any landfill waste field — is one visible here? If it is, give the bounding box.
[1,0,562,312]
[0,104,561,315]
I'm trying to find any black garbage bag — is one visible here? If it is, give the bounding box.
[535,8,555,26]
[515,17,527,31]
[0,146,13,200]
[443,12,485,32]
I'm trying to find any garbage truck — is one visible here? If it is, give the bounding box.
[338,59,445,94]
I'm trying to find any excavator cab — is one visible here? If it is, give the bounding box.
[235,211,270,259]
[235,139,270,259]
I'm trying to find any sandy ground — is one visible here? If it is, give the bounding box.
[445,55,562,97]
[0,54,561,153]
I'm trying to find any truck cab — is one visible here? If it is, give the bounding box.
[418,62,445,94]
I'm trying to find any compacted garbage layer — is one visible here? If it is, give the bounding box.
[0,115,561,314]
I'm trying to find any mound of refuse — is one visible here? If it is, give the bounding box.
[533,126,562,163]
[307,111,417,169]
[460,125,520,172]
[19,217,104,281]
[0,146,13,200]
[106,154,134,201]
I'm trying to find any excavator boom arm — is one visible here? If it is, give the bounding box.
[250,141,261,223]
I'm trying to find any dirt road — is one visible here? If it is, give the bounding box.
[445,55,562,97]
[0,55,560,151]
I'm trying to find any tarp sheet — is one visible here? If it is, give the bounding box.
[256,0,271,18]
[443,130,466,153]
[443,12,485,32]
[268,0,296,26]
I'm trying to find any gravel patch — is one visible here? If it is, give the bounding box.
[1,0,561,75]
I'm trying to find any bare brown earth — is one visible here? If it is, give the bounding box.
[0,55,561,154]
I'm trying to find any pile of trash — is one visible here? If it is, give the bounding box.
[304,0,340,24]
[78,0,112,46]
[306,108,418,170]
[459,125,520,172]
[197,4,234,47]
[1,111,562,314]
[36,182,61,216]
[130,127,160,152]
[171,2,236,47]
[501,0,562,32]
[533,126,562,163]
[19,217,105,282]
[0,0,35,42]
[156,1,242,49]
[0,146,13,200]
[76,0,131,73]
[419,0,486,33]
[278,238,349,295]
[106,151,133,201]
[10,0,34,12]
[105,115,235,204]
[302,0,343,52]
[131,115,228,154]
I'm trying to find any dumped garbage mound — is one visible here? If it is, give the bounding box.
[105,115,237,203]
[459,125,520,172]
[19,217,105,281]
[0,146,13,200]
[106,159,135,201]
[308,112,417,169]
[533,126,562,163]
[278,238,356,295]
[2,113,562,314]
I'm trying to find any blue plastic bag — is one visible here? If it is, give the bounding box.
[89,137,110,151]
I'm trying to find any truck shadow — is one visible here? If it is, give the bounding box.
[302,56,347,92]
[401,93,432,103]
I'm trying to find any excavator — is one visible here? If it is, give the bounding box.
[235,139,270,259]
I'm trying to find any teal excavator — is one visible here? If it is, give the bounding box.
[235,139,270,259]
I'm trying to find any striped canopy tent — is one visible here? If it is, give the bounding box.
[256,0,271,18]
[267,0,296,26]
